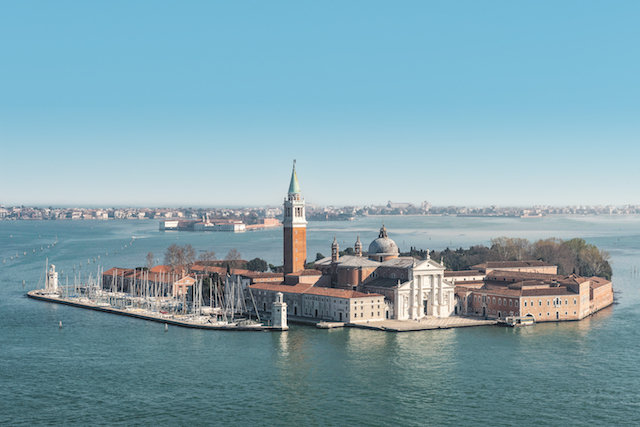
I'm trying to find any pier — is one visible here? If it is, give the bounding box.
[27,290,286,331]
[348,316,498,332]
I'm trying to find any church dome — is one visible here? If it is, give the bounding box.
[368,225,399,255]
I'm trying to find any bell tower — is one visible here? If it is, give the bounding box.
[283,160,307,274]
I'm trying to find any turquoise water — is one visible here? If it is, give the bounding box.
[1,216,639,426]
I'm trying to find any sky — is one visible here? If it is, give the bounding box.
[1,1,639,208]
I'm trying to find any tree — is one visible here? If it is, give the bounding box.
[164,244,197,273]
[490,237,532,261]
[225,248,242,260]
[198,250,217,261]
[315,253,325,261]
[146,252,154,271]
[532,238,577,275]
[578,245,612,279]
[247,258,268,272]
[164,244,181,272]
[339,247,354,257]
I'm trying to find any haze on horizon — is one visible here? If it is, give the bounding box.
[1,1,639,208]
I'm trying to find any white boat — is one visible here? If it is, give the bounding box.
[505,315,535,327]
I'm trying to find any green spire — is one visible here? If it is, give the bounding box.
[288,160,301,194]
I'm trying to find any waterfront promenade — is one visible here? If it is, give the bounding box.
[350,316,498,332]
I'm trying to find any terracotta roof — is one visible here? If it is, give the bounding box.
[472,260,555,269]
[479,287,522,297]
[150,265,171,273]
[241,272,284,279]
[103,267,134,276]
[590,277,612,289]
[521,287,575,297]
[445,270,483,277]
[290,269,323,276]
[249,283,382,299]
[486,271,566,283]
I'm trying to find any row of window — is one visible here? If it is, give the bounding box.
[354,305,381,310]
[523,298,577,307]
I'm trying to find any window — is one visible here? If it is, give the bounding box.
[565,299,568,305]
[524,301,527,307]
[539,300,542,306]
[492,297,496,304]
[498,298,501,305]
[515,301,518,307]
[547,300,550,306]
[574,298,577,305]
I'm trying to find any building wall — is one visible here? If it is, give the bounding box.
[520,295,582,322]
[591,283,614,314]
[251,288,385,322]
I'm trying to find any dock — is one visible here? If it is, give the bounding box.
[27,290,286,331]
[347,316,498,332]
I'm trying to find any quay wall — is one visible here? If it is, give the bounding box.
[27,291,285,332]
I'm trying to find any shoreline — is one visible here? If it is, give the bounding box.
[27,290,286,332]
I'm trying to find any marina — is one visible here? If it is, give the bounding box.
[27,290,284,331]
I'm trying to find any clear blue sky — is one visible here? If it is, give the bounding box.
[1,1,638,207]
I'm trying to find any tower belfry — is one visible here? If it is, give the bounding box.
[283,160,307,274]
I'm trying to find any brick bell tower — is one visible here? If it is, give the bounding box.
[283,160,307,274]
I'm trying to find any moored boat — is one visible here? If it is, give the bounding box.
[505,315,535,327]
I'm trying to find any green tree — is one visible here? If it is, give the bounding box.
[247,258,268,272]
[315,252,325,261]
[532,238,578,275]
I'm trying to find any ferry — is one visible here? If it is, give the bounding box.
[505,315,535,327]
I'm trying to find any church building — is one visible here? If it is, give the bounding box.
[314,225,456,320]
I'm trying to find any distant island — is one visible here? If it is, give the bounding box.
[2,201,640,222]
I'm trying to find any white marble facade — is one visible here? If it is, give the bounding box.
[394,258,456,320]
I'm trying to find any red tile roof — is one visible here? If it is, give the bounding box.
[249,282,381,299]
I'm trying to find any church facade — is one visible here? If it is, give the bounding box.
[314,225,456,320]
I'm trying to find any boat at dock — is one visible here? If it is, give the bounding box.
[27,262,288,332]
[505,315,535,327]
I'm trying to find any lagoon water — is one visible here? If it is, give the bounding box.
[1,216,639,426]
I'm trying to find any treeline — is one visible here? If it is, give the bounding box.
[141,244,270,273]
[401,237,612,280]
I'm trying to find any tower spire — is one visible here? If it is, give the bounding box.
[288,159,301,194]
[283,159,307,274]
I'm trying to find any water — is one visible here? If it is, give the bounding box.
[1,216,640,426]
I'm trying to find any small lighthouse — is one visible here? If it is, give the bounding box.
[46,264,59,293]
[272,292,289,330]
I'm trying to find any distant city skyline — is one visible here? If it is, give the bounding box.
[1,1,639,207]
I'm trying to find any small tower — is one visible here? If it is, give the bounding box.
[46,264,58,292]
[354,235,362,257]
[331,236,339,262]
[283,160,307,274]
[272,292,289,330]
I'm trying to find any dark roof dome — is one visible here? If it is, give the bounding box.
[368,225,399,255]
